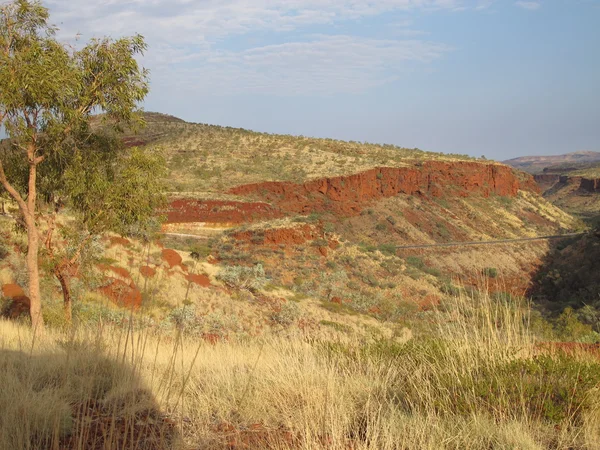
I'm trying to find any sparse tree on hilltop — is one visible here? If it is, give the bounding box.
[0,0,161,330]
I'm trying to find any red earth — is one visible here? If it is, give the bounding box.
[166,199,281,224]
[99,279,142,309]
[186,273,211,287]
[1,283,30,319]
[98,264,132,280]
[140,266,157,278]
[161,249,183,268]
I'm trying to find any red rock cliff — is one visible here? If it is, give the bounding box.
[534,174,561,191]
[580,178,600,193]
[229,161,539,216]
[556,175,600,193]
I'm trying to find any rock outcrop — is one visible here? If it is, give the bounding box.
[553,175,600,193]
[580,178,600,193]
[229,162,538,216]
[534,174,561,191]
[167,199,281,224]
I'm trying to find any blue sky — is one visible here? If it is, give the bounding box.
[46,0,599,160]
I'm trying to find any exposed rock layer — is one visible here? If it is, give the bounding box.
[229,162,539,216]
[553,176,600,193]
[167,199,280,224]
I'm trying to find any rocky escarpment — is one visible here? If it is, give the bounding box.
[167,199,282,224]
[580,178,600,192]
[553,176,600,193]
[534,174,561,191]
[229,161,539,216]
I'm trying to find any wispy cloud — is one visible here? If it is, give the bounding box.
[515,1,542,10]
[152,35,452,95]
[42,0,484,96]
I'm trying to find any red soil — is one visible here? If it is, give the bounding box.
[213,421,295,450]
[140,266,157,278]
[108,236,131,247]
[59,399,176,450]
[99,279,142,309]
[186,273,211,287]
[1,283,30,319]
[229,162,538,217]
[166,199,281,224]
[161,249,182,268]
[98,264,132,279]
[2,283,25,299]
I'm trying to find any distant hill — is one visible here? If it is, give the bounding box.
[503,151,600,223]
[128,112,479,194]
[504,151,600,175]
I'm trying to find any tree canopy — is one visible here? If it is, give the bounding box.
[0,0,164,329]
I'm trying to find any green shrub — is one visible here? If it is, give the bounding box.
[270,301,301,326]
[483,267,498,278]
[406,256,425,270]
[217,264,268,291]
[189,244,212,259]
[554,307,600,343]
[375,222,387,231]
[424,267,441,277]
[378,244,397,255]
[320,320,352,333]
[453,355,600,424]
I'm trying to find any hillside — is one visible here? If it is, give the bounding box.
[1,112,582,333]
[2,112,599,450]
[135,113,580,315]
[504,150,600,175]
[135,113,476,193]
[504,150,600,223]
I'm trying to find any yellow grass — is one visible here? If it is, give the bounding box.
[2,289,599,450]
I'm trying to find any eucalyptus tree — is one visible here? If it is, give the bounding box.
[0,0,159,330]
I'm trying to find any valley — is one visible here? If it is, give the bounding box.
[2,113,600,450]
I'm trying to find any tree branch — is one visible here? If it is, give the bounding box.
[68,233,93,267]
[0,157,30,219]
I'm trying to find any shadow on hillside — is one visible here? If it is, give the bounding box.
[0,346,179,450]
[526,230,600,330]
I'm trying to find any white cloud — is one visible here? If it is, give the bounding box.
[45,0,478,41]
[515,1,541,10]
[42,0,480,95]
[153,35,451,95]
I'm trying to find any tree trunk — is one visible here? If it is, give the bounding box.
[26,155,44,332]
[0,137,45,332]
[55,268,72,323]
[26,222,44,332]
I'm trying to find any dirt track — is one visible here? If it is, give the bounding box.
[393,233,584,250]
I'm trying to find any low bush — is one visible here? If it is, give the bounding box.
[483,267,498,278]
[217,264,268,291]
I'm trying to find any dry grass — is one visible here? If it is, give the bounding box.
[2,289,600,450]
[140,116,476,193]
